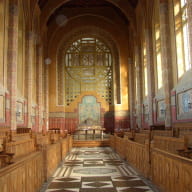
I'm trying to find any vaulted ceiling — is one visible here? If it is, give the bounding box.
[38,0,138,10]
[38,0,138,27]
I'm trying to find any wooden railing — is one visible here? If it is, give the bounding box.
[115,136,126,159]
[6,139,36,159]
[152,130,173,137]
[152,136,185,154]
[126,139,150,177]
[111,131,192,192]
[43,142,62,180]
[134,133,149,144]
[109,135,116,150]
[36,133,50,145]
[0,131,73,191]
[151,148,192,192]
[0,152,44,192]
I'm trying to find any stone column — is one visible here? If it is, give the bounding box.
[145,28,155,126]
[45,64,49,131]
[26,31,34,129]
[159,0,173,128]
[7,1,18,130]
[135,45,143,129]
[128,58,135,129]
[37,46,43,132]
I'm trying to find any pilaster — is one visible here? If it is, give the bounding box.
[37,46,43,132]
[26,31,34,129]
[45,64,49,131]
[135,45,142,129]
[145,28,155,126]
[159,0,173,128]
[7,1,18,130]
[128,58,135,129]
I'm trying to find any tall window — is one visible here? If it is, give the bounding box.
[155,24,163,89]
[0,0,7,87]
[174,0,191,79]
[143,42,148,97]
[63,37,113,106]
[17,1,25,96]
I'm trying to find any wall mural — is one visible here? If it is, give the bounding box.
[178,89,192,114]
[79,96,100,124]
[157,100,165,120]
[143,105,149,122]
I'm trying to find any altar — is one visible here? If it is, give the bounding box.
[75,118,105,140]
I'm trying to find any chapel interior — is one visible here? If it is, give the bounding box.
[0,0,192,191]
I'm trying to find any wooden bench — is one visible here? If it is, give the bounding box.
[17,127,31,134]
[150,124,165,130]
[152,136,185,154]
[0,137,15,168]
[172,122,192,137]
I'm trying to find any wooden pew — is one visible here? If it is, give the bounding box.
[173,122,192,137]
[16,127,31,134]
[152,136,185,154]
[0,136,15,168]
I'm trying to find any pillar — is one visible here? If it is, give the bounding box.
[135,45,143,129]
[159,0,173,128]
[37,46,43,132]
[128,58,135,129]
[45,64,49,131]
[145,28,155,126]
[7,1,18,130]
[26,31,34,129]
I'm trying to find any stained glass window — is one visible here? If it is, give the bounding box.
[63,37,113,106]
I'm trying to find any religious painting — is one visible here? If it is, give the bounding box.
[79,96,100,124]
[16,102,24,123]
[157,100,165,120]
[178,89,192,114]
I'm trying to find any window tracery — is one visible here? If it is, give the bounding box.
[63,37,113,106]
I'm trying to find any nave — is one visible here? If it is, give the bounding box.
[41,147,159,192]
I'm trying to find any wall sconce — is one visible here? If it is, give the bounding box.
[188,102,192,109]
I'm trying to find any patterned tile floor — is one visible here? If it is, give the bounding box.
[41,147,160,192]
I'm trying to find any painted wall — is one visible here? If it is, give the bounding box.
[48,15,130,132]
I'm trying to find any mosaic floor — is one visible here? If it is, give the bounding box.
[41,147,160,192]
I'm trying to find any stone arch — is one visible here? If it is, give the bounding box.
[56,26,121,106]
[40,0,135,30]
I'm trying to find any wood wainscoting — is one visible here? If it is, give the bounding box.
[73,140,110,147]
[111,132,192,192]
[0,132,73,192]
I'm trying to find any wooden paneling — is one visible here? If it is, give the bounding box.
[125,139,150,177]
[152,130,173,137]
[173,122,192,137]
[111,132,192,191]
[115,136,126,159]
[153,136,184,154]
[61,137,69,159]
[43,142,62,180]
[0,152,44,192]
[109,135,115,149]
[134,133,149,144]
[0,133,72,191]
[73,140,109,147]
[6,139,35,159]
[151,148,192,192]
